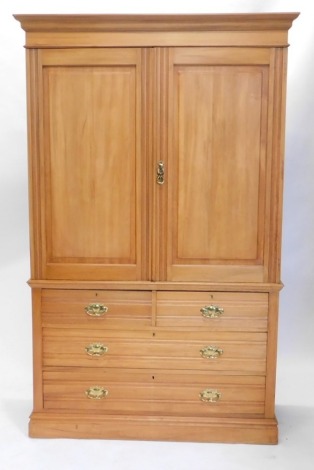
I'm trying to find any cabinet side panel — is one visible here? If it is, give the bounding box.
[265,292,279,417]
[31,288,43,411]
[268,48,288,283]
[26,49,42,278]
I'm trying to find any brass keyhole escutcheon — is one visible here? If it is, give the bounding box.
[156,161,165,185]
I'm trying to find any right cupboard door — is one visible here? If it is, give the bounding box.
[165,48,272,282]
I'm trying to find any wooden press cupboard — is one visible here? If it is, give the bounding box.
[15,13,298,443]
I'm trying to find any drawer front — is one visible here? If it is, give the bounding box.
[43,369,266,416]
[41,289,152,328]
[43,329,267,374]
[157,292,268,331]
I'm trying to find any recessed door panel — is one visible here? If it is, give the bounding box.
[40,49,146,280]
[166,48,269,282]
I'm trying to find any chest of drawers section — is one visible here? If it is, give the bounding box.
[39,289,269,421]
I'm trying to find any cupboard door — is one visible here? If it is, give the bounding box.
[38,49,147,280]
[166,48,271,282]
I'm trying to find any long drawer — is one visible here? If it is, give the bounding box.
[157,292,268,331]
[43,369,266,417]
[43,329,267,374]
[41,289,152,328]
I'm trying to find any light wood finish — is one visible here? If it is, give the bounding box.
[14,13,298,32]
[26,50,42,278]
[265,292,280,417]
[29,412,278,444]
[268,48,289,283]
[31,288,43,411]
[157,292,268,331]
[43,369,265,416]
[24,31,293,49]
[28,280,283,292]
[152,48,169,281]
[42,289,152,329]
[43,329,267,374]
[166,48,268,282]
[38,48,146,281]
[15,13,298,444]
[14,13,298,49]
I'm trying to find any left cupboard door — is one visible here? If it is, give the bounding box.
[32,48,148,280]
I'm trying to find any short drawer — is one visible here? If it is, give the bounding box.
[43,369,266,417]
[41,289,152,328]
[156,292,268,331]
[43,329,267,374]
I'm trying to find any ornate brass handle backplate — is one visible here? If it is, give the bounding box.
[85,343,108,356]
[200,304,224,318]
[199,389,221,403]
[85,303,108,317]
[200,345,223,359]
[85,386,108,400]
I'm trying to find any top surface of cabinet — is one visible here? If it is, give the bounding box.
[15,13,299,48]
[14,13,299,30]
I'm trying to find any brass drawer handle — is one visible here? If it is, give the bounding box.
[85,303,108,317]
[199,389,221,403]
[85,386,108,400]
[200,345,223,359]
[85,343,108,357]
[200,305,224,318]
